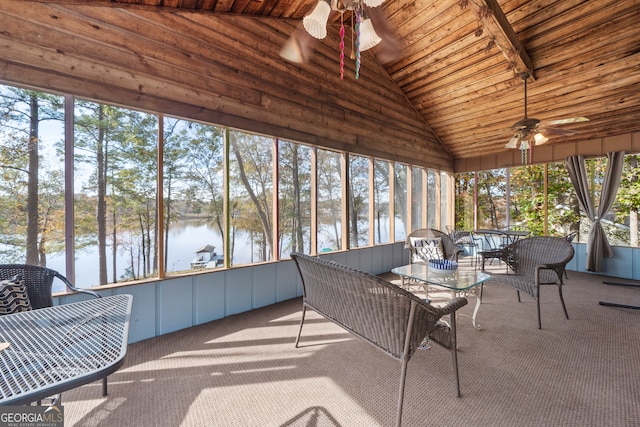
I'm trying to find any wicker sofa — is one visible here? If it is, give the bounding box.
[488,236,575,329]
[290,253,468,427]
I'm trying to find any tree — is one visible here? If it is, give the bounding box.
[394,164,407,237]
[615,154,640,247]
[74,101,158,283]
[317,149,342,250]
[229,132,273,262]
[181,122,225,246]
[373,160,390,244]
[455,172,475,230]
[509,165,545,234]
[476,169,506,229]
[162,119,192,269]
[0,86,64,265]
[278,141,311,255]
[349,155,369,247]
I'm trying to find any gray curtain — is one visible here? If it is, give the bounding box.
[565,152,625,271]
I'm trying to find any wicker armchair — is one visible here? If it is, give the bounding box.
[404,228,464,264]
[0,264,108,396]
[291,253,467,427]
[488,237,575,329]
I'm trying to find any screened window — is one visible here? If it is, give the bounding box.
[278,140,312,257]
[163,117,225,273]
[0,81,458,290]
[427,170,437,229]
[373,160,391,244]
[477,168,507,229]
[317,149,343,252]
[349,155,370,248]
[455,171,475,230]
[411,166,424,231]
[74,100,159,286]
[394,163,408,241]
[229,130,274,265]
[0,86,66,286]
[440,171,450,231]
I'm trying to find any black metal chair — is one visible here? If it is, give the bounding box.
[449,229,482,268]
[0,264,108,397]
[478,232,512,272]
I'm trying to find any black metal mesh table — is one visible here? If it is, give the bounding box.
[0,294,132,405]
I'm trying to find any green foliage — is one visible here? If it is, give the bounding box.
[317,149,343,250]
[616,155,640,213]
[278,141,311,255]
[476,169,506,229]
[349,155,369,247]
[0,86,64,263]
[229,131,274,262]
[454,172,474,230]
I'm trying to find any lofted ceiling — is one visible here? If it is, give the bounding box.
[4,0,640,168]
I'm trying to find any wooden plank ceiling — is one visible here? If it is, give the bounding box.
[11,0,640,164]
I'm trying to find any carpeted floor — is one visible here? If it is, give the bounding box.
[62,260,640,426]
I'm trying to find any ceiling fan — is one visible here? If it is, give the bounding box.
[505,72,589,162]
[279,0,401,78]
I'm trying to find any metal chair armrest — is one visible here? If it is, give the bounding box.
[54,272,102,299]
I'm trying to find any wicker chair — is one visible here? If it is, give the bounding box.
[291,253,467,427]
[404,228,464,264]
[488,237,575,329]
[562,231,578,279]
[0,264,108,397]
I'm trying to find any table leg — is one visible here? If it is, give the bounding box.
[470,290,482,330]
[452,286,482,330]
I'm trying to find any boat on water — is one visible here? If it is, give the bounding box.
[191,244,224,269]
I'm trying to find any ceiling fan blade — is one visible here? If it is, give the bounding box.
[539,126,579,136]
[280,24,318,64]
[541,117,589,125]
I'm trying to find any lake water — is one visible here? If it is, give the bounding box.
[46,217,400,292]
[47,220,252,291]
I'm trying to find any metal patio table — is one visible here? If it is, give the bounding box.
[0,294,133,405]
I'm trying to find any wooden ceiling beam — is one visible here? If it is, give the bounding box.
[467,0,534,80]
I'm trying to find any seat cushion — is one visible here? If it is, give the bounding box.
[0,275,32,315]
[410,237,445,263]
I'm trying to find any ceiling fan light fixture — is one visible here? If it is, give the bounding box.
[533,132,548,145]
[303,0,331,39]
[359,18,382,51]
[505,135,519,149]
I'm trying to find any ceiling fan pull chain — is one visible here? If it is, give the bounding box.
[339,13,345,80]
[355,7,361,79]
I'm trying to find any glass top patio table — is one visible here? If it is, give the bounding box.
[391,264,490,329]
[391,263,490,291]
